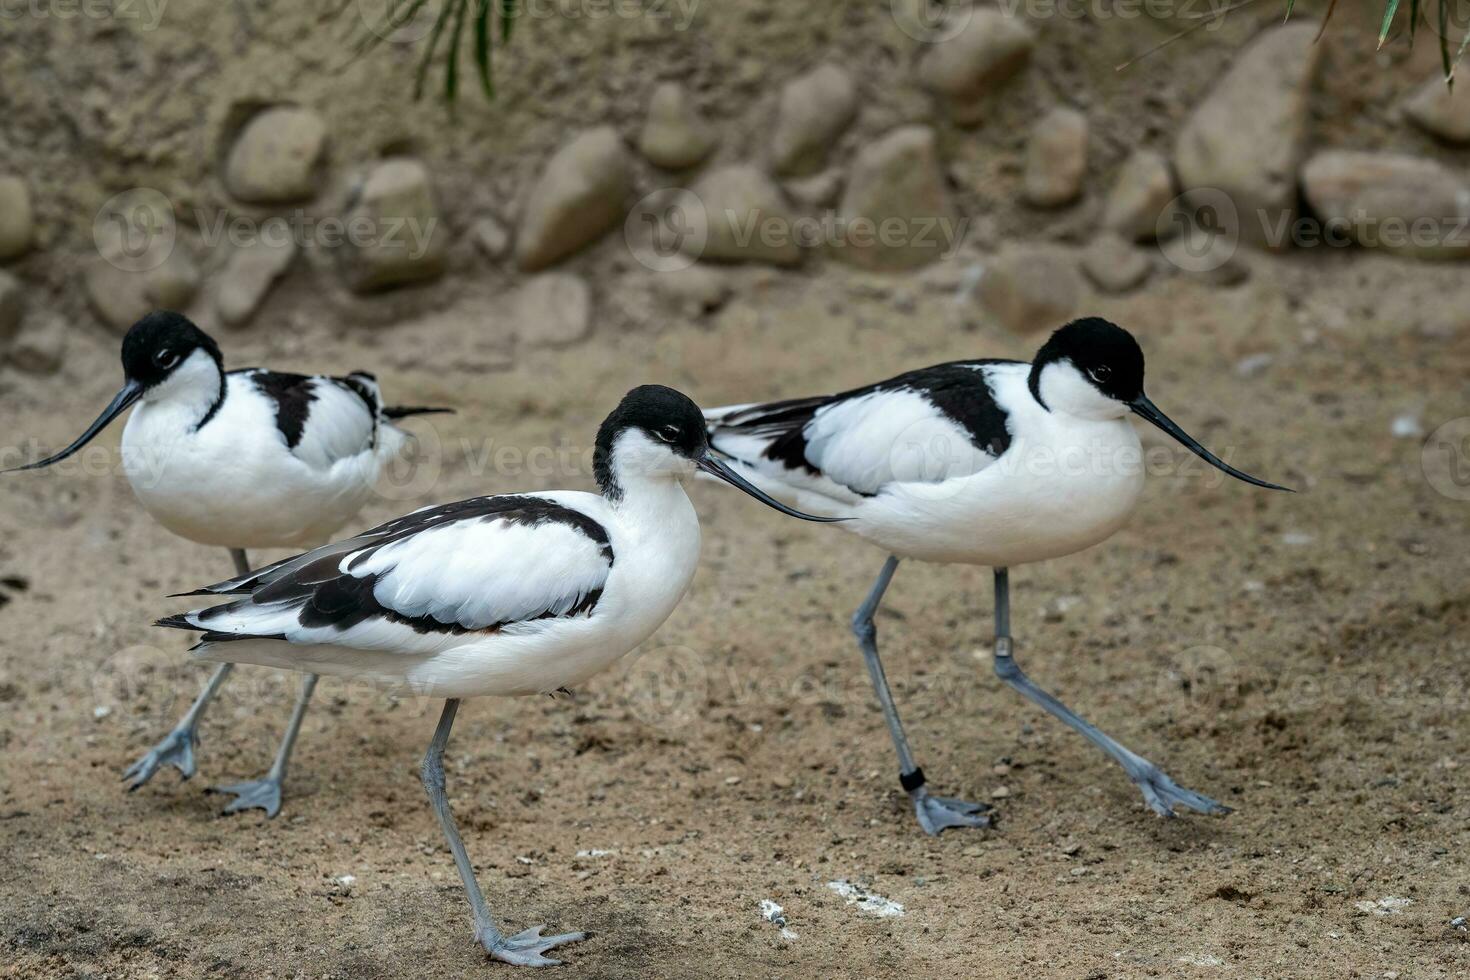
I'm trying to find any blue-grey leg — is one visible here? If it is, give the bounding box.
[122,547,252,791]
[421,699,587,967]
[852,556,991,835]
[209,672,317,818]
[990,567,1230,818]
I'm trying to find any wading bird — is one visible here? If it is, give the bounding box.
[703,317,1291,833]
[7,310,447,816]
[157,384,837,966]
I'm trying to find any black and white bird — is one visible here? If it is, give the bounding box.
[703,317,1292,833]
[155,385,836,967]
[7,310,447,817]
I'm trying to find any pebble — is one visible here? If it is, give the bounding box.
[1101,150,1176,242]
[1234,353,1274,378]
[650,264,731,316]
[916,10,1035,127]
[978,248,1082,333]
[835,125,955,271]
[687,164,802,266]
[1080,233,1151,293]
[472,214,513,261]
[217,236,297,326]
[511,273,592,348]
[1390,413,1423,439]
[991,785,1011,799]
[338,157,447,292]
[1403,75,1470,144]
[7,311,66,375]
[1301,150,1470,259]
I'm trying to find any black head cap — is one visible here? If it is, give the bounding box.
[593,385,710,495]
[121,311,223,388]
[1029,317,1145,408]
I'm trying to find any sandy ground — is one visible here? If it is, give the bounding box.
[2,249,1469,978]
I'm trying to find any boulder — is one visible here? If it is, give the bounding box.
[1080,233,1151,293]
[769,64,859,176]
[1101,149,1177,241]
[1403,76,1470,144]
[1174,24,1321,248]
[223,106,328,204]
[638,82,718,170]
[0,176,33,260]
[1024,107,1088,208]
[977,248,1081,333]
[216,234,297,326]
[516,127,632,271]
[1301,150,1470,260]
[686,165,803,266]
[834,125,957,271]
[338,158,447,292]
[511,273,592,347]
[650,264,730,316]
[7,311,66,375]
[916,10,1035,127]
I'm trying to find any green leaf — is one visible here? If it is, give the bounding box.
[1377,0,1400,48]
[1438,0,1452,80]
[474,0,493,97]
[444,0,470,103]
[1283,0,1295,21]
[501,0,516,42]
[1454,25,1470,87]
[413,0,455,101]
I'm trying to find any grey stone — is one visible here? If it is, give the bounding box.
[516,127,632,271]
[686,165,803,266]
[8,311,66,375]
[770,64,859,177]
[783,168,844,208]
[1102,150,1177,242]
[217,235,297,326]
[1024,107,1089,208]
[1404,76,1470,144]
[650,264,730,316]
[1175,24,1321,248]
[223,106,328,204]
[473,214,513,261]
[916,10,1035,127]
[512,273,592,347]
[338,158,447,292]
[835,125,956,271]
[638,82,718,170]
[977,249,1082,333]
[1301,150,1470,260]
[0,176,34,260]
[1080,233,1151,293]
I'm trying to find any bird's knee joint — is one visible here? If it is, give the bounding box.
[850,613,876,641]
[419,753,445,793]
[992,645,1018,680]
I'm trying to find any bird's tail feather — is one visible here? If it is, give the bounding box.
[384,405,454,419]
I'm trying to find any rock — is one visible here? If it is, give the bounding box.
[1404,76,1470,144]
[7,311,66,375]
[1102,150,1177,241]
[84,261,151,332]
[0,176,34,260]
[686,165,803,266]
[216,234,297,326]
[0,270,22,341]
[1024,107,1089,208]
[516,127,632,271]
[511,273,592,347]
[835,125,956,271]
[769,64,859,177]
[977,249,1082,333]
[222,106,328,204]
[650,264,730,316]
[144,249,200,310]
[1301,150,1470,260]
[472,214,513,260]
[1174,24,1321,248]
[638,82,718,170]
[916,10,1035,127]
[784,168,844,208]
[1159,221,1251,286]
[338,158,447,292]
[1080,233,1151,293]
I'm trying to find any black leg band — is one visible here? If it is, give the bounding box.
[900,767,926,793]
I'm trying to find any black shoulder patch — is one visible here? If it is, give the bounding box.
[246,370,318,449]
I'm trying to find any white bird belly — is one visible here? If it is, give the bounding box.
[853,425,1146,566]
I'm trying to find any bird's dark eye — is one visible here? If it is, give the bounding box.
[154,349,181,370]
[654,425,680,444]
[1089,365,1112,383]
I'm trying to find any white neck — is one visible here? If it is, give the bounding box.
[1035,360,1128,421]
[140,348,225,429]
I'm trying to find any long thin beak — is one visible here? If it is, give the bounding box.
[5,380,143,472]
[1130,394,1293,492]
[695,454,846,522]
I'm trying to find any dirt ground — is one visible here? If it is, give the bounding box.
[3,248,1470,979]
